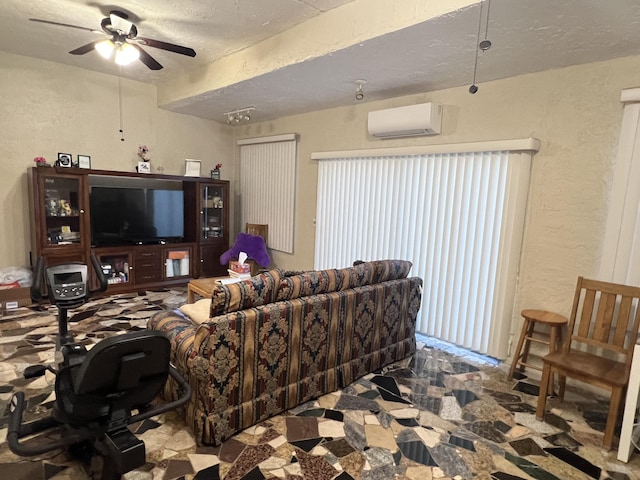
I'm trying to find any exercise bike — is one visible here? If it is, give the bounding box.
[7,255,192,479]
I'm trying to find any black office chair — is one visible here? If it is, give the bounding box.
[8,256,191,480]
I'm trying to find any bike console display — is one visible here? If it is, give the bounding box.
[46,264,88,305]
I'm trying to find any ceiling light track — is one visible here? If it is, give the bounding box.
[224,107,255,124]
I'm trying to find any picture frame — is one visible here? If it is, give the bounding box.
[77,154,91,169]
[57,152,72,168]
[137,161,151,174]
[184,159,201,177]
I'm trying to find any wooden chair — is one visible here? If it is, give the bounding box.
[239,223,269,276]
[535,277,640,449]
[245,223,268,244]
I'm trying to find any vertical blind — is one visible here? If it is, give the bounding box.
[600,88,640,285]
[313,141,537,359]
[239,135,297,253]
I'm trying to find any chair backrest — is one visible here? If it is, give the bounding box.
[566,276,640,368]
[246,223,268,244]
[56,330,171,425]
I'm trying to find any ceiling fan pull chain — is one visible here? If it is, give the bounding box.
[118,73,125,141]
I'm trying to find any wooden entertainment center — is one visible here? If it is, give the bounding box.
[29,166,229,293]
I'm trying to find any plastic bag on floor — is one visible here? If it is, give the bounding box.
[0,267,33,287]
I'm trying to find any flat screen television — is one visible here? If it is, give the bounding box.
[90,186,185,246]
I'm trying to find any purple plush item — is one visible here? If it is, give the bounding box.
[220,232,271,267]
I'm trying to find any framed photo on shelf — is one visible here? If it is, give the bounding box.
[184,159,201,177]
[57,152,72,167]
[137,161,151,174]
[77,155,91,169]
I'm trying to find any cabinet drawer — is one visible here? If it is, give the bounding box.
[136,260,160,270]
[133,250,161,284]
[134,270,162,284]
[135,251,160,260]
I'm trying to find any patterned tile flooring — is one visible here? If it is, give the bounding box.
[0,289,639,479]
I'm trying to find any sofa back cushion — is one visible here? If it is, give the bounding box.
[338,261,376,289]
[277,261,382,301]
[276,268,344,301]
[210,268,282,316]
[371,259,413,283]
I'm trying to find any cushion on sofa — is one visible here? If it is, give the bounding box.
[180,298,212,325]
[210,268,283,316]
[338,261,376,289]
[371,259,413,283]
[276,261,385,301]
[276,269,344,301]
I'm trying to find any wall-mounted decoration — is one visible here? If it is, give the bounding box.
[77,155,91,169]
[57,152,72,167]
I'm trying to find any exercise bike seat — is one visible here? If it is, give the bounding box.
[54,330,171,426]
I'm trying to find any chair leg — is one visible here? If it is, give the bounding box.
[520,320,535,371]
[509,319,530,379]
[603,386,624,450]
[536,362,552,421]
[558,374,566,401]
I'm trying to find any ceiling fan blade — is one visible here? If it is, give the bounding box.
[69,41,101,55]
[136,37,196,57]
[132,45,163,70]
[29,18,102,34]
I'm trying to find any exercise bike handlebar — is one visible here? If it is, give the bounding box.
[7,364,191,457]
[30,254,108,303]
[7,392,96,456]
[90,253,109,294]
[129,364,192,425]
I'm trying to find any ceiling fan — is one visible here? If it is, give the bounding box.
[29,10,196,70]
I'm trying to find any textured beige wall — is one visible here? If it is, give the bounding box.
[0,51,233,270]
[236,55,640,328]
[4,47,640,344]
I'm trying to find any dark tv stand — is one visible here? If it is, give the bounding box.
[29,167,230,294]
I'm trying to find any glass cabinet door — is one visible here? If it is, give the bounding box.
[164,247,191,278]
[96,252,132,286]
[41,174,84,247]
[201,183,225,241]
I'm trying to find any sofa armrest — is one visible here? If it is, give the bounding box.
[148,310,199,372]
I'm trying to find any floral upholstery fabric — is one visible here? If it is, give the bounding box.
[210,268,282,316]
[275,268,344,301]
[276,260,403,302]
[371,259,413,283]
[149,271,423,446]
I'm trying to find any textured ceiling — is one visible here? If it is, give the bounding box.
[2,0,640,123]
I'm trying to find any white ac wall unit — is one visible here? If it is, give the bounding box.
[367,102,442,139]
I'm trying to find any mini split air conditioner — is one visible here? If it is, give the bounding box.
[367,102,442,139]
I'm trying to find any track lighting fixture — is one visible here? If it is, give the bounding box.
[469,0,492,94]
[223,107,255,125]
[355,80,366,101]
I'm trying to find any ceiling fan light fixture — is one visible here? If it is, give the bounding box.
[95,39,115,59]
[114,43,140,66]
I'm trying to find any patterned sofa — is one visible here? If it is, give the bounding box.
[148,259,423,446]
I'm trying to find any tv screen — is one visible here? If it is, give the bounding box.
[90,186,184,245]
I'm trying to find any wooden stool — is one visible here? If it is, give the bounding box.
[509,309,568,387]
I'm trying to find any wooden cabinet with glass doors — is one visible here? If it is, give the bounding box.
[29,168,89,268]
[197,180,229,277]
[29,167,229,294]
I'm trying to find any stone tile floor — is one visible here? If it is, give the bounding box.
[0,289,639,479]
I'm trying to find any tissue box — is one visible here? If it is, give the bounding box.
[229,260,251,275]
